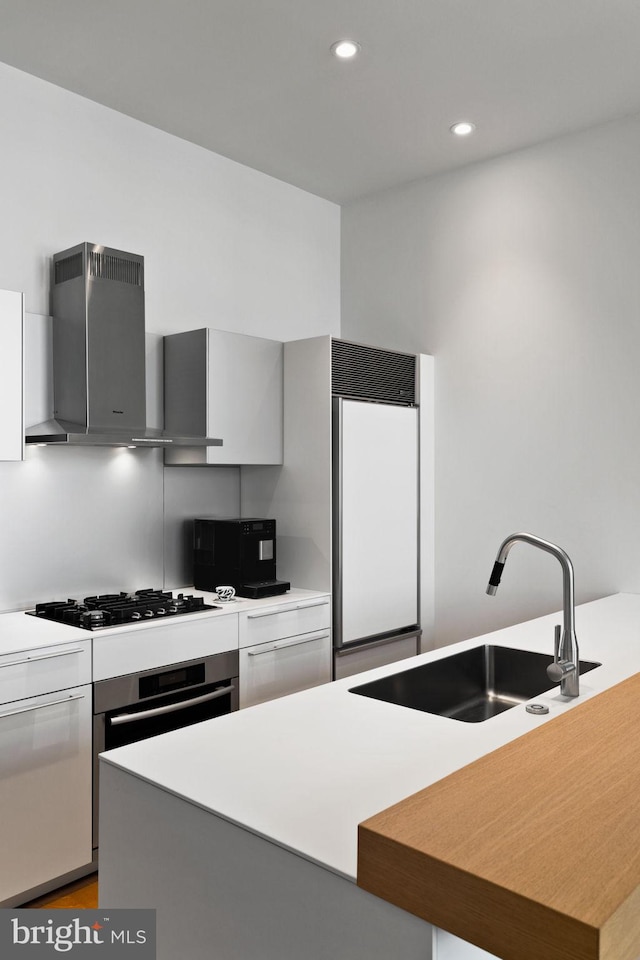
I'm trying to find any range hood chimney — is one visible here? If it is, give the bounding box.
[25,243,222,449]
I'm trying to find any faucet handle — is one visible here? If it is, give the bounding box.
[547,658,577,683]
[548,624,576,683]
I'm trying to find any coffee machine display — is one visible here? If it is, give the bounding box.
[193,518,290,599]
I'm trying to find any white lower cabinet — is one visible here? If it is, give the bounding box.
[240,630,331,708]
[239,596,331,708]
[0,641,92,905]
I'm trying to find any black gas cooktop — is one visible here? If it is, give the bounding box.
[27,589,217,630]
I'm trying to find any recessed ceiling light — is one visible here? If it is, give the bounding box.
[450,121,476,137]
[330,39,361,60]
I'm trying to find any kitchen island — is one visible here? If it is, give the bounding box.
[98,593,640,960]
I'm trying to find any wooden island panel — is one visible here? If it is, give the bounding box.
[358,671,640,960]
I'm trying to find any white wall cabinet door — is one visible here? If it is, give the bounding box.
[164,327,283,465]
[0,684,93,904]
[0,288,24,461]
[240,629,331,708]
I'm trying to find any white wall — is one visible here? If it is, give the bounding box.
[342,114,640,645]
[0,61,340,609]
[0,61,340,338]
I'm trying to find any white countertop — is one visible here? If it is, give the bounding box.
[90,587,328,638]
[100,592,640,883]
[0,586,327,655]
[0,610,87,656]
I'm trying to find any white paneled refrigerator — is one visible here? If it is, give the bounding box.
[333,397,421,679]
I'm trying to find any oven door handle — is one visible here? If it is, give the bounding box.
[108,685,235,726]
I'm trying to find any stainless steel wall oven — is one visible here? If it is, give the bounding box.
[92,649,238,852]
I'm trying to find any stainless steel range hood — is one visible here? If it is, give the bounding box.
[25,243,222,449]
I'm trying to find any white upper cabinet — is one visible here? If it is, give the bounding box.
[0,289,24,462]
[163,328,283,466]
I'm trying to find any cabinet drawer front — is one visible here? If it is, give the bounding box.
[240,630,331,708]
[239,597,330,648]
[92,613,238,682]
[0,641,91,705]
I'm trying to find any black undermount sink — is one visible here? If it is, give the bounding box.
[349,645,601,723]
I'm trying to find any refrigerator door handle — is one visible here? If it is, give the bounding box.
[332,396,344,648]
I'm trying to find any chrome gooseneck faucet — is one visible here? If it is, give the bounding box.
[486,532,580,697]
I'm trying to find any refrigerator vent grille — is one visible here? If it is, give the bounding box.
[88,251,143,286]
[54,252,83,284]
[331,339,416,404]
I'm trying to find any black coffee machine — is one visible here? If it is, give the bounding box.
[193,518,290,599]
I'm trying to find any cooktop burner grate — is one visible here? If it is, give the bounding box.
[28,589,217,630]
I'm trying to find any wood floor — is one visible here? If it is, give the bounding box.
[23,873,99,910]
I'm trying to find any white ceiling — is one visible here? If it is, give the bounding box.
[1,0,640,203]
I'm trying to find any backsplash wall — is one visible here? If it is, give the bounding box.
[0,447,165,611]
[0,449,241,612]
[0,317,240,611]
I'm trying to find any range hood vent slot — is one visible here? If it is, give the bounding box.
[331,338,416,405]
[54,252,83,285]
[88,250,143,285]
